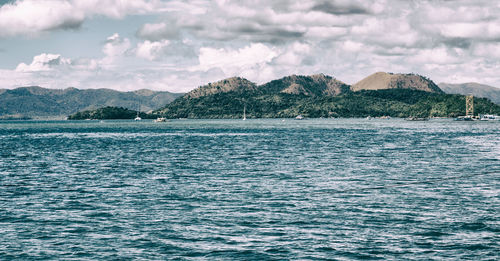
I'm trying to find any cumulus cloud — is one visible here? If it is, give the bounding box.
[134,0,371,44]
[311,1,369,15]
[16,53,71,72]
[136,40,170,61]
[0,0,166,37]
[4,32,204,92]
[136,22,179,41]
[102,33,131,57]
[197,43,278,79]
[2,0,500,91]
[0,0,83,37]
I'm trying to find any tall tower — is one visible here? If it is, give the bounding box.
[466,95,474,116]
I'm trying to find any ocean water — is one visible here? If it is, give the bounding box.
[0,118,498,260]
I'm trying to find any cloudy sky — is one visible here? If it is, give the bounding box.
[0,0,499,92]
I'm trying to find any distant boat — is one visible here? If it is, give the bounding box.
[454,115,475,121]
[479,114,500,121]
[243,104,246,121]
[295,115,304,120]
[134,113,142,121]
[154,117,167,122]
[366,116,372,120]
[405,117,429,121]
[377,116,391,119]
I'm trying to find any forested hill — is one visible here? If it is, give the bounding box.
[154,74,500,119]
[0,86,183,119]
[155,88,500,119]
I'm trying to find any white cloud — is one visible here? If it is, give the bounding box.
[273,42,311,67]
[3,0,500,91]
[409,47,461,65]
[198,43,278,75]
[473,42,500,59]
[136,40,170,61]
[0,0,167,37]
[98,33,132,69]
[102,33,131,57]
[437,22,500,39]
[16,53,71,72]
[72,0,157,18]
[0,0,83,37]
[136,22,178,41]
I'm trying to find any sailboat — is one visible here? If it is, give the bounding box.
[243,104,247,121]
[134,112,142,121]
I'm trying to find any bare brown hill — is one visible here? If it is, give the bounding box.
[352,72,443,93]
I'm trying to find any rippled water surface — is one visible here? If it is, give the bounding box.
[1,119,499,260]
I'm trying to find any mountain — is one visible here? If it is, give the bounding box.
[154,73,500,119]
[352,72,443,93]
[186,77,257,98]
[155,74,351,118]
[0,86,183,119]
[260,74,350,96]
[438,82,500,104]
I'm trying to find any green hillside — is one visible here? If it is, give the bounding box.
[67,106,152,120]
[155,88,500,119]
[0,86,183,119]
[66,73,500,120]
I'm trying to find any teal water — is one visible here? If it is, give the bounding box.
[0,119,499,260]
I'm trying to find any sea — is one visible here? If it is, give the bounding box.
[0,118,498,260]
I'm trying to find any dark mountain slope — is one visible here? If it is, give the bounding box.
[0,86,183,119]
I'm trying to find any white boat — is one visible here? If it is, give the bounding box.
[405,117,429,121]
[479,114,500,121]
[243,104,246,121]
[454,115,476,121]
[134,112,141,121]
[295,115,304,120]
[154,117,167,122]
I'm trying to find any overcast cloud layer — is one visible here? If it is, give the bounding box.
[0,0,499,92]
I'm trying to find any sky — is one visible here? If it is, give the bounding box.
[0,0,499,93]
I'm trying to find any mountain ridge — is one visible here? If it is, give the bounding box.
[261,74,350,96]
[0,86,183,119]
[154,73,500,119]
[438,82,500,104]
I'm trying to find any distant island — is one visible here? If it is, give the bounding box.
[68,72,500,120]
[67,106,156,120]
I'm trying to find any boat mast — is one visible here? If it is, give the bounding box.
[243,103,246,120]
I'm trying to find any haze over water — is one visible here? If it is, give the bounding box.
[1,119,499,260]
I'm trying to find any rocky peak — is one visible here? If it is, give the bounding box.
[352,72,443,93]
[185,77,257,98]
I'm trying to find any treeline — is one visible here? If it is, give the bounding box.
[67,106,155,120]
